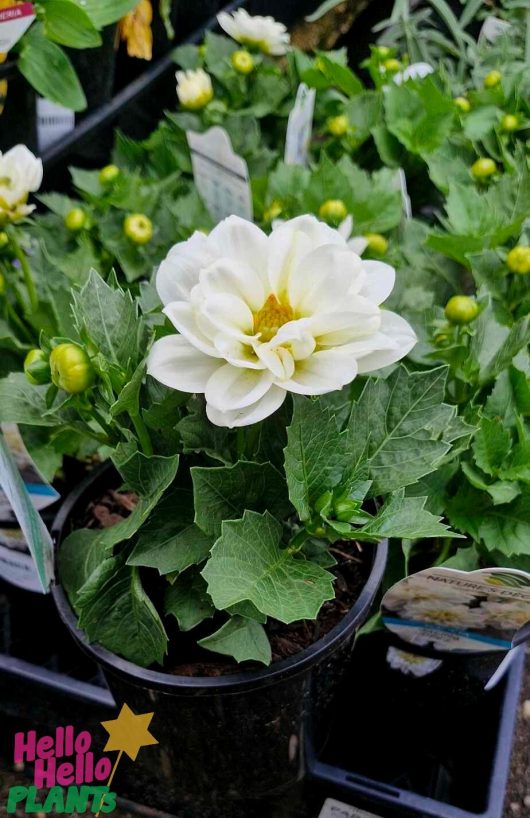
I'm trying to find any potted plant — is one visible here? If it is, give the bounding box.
[0,212,463,810]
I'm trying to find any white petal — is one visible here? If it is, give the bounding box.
[338,214,353,239]
[163,302,221,357]
[207,216,268,281]
[348,236,368,256]
[267,321,316,360]
[206,385,286,428]
[356,310,417,373]
[256,344,296,380]
[156,231,212,306]
[202,293,254,338]
[288,244,365,315]
[305,304,381,346]
[205,365,273,412]
[393,62,434,86]
[200,257,266,312]
[360,260,396,305]
[147,335,221,393]
[281,349,358,395]
[214,336,265,369]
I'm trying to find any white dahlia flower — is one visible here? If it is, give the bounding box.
[0,145,43,224]
[393,62,434,86]
[147,215,416,427]
[217,8,290,56]
[176,68,213,110]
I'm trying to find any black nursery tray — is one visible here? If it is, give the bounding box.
[0,582,524,818]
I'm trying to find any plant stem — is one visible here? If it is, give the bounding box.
[434,538,453,567]
[6,303,33,343]
[90,407,116,442]
[526,9,530,65]
[131,412,154,456]
[9,230,38,314]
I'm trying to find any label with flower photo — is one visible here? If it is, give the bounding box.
[0,2,35,52]
[382,567,530,653]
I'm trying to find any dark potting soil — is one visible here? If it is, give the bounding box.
[73,489,371,677]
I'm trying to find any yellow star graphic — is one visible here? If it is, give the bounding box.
[100,703,158,762]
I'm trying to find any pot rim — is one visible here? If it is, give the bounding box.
[51,462,388,694]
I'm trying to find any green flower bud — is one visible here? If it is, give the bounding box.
[364,232,388,257]
[64,208,87,232]
[484,69,501,89]
[326,114,349,137]
[123,213,153,245]
[500,113,519,133]
[318,199,348,226]
[507,245,530,275]
[374,45,391,59]
[24,349,51,386]
[0,231,8,249]
[49,343,94,393]
[471,157,497,181]
[454,96,470,113]
[444,295,479,325]
[231,49,255,74]
[99,164,121,186]
[333,498,361,523]
[314,490,333,513]
[263,200,283,222]
[383,58,401,73]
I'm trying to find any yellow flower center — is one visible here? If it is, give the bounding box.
[253,294,293,342]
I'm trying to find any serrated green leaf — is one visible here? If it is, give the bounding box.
[79,565,167,667]
[198,616,271,665]
[202,511,335,623]
[384,76,455,154]
[346,366,452,495]
[359,489,457,540]
[165,571,214,631]
[472,416,511,476]
[192,461,290,537]
[72,269,142,370]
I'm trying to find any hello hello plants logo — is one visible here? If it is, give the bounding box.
[7,704,158,814]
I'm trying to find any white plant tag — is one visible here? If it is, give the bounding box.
[479,16,511,43]
[0,540,42,592]
[386,645,442,677]
[318,799,383,818]
[284,83,316,166]
[187,127,253,222]
[382,567,530,654]
[0,2,35,52]
[37,98,75,152]
[0,433,54,592]
[0,424,59,517]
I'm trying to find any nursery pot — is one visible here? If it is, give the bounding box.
[51,465,387,815]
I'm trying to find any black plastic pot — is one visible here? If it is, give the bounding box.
[51,464,388,817]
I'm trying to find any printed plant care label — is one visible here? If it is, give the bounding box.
[479,16,511,43]
[187,127,253,223]
[382,567,530,653]
[0,424,59,519]
[0,432,54,592]
[284,82,316,166]
[0,2,35,52]
[37,98,75,152]
[0,540,43,592]
[318,798,383,818]
[386,645,442,677]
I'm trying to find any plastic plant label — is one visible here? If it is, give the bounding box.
[0,2,35,52]
[386,645,442,677]
[187,126,253,223]
[396,168,412,219]
[318,799,383,818]
[0,541,43,592]
[0,424,59,518]
[382,567,530,653]
[0,433,54,592]
[284,83,316,166]
[37,98,75,152]
[479,16,511,43]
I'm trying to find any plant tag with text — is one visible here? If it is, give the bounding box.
[37,98,75,152]
[479,16,511,43]
[285,83,316,166]
[187,127,253,223]
[0,2,35,52]
[0,539,43,592]
[0,433,54,592]
[382,567,530,653]
[318,798,383,818]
